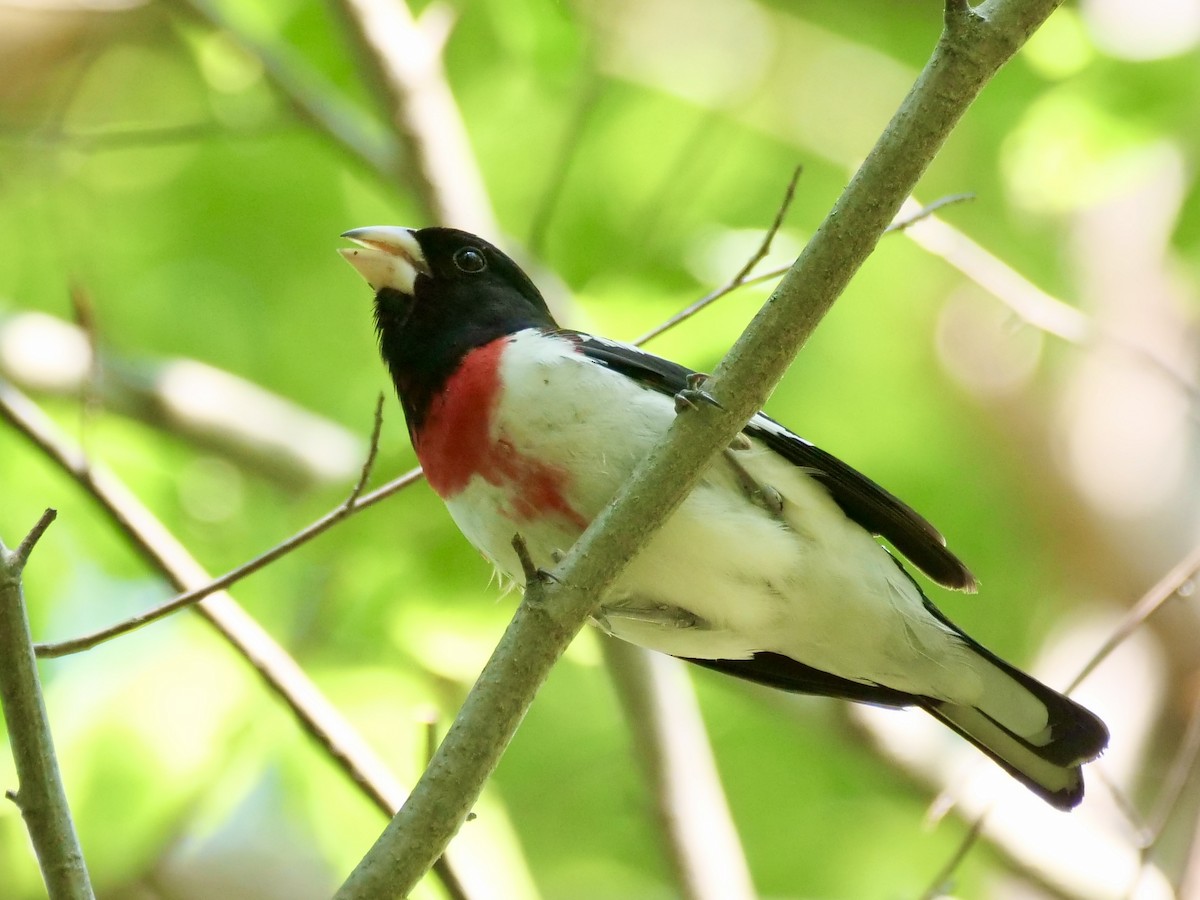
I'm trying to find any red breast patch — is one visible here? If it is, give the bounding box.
[415,338,587,530]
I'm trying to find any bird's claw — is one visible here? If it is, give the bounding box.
[674,373,723,414]
[533,567,560,585]
[724,448,785,518]
[596,603,705,631]
[511,533,559,588]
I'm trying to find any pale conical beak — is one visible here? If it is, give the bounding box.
[339,226,430,294]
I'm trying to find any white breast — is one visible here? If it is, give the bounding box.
[444,329,981,706]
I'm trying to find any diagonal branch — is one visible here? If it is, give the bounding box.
[32,395,419,658]
[602,640,755,900]
[334,1,1066,895]
[1069,539,1200,693]
[634,165,802,347]
[330,0,498,234]
[0,312,365,491]
[169,0,403,186]
[0,378,468,897]
[30,462,421,657]
[0,379,408,815]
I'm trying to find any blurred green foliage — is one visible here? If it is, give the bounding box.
[0,0,1195,897]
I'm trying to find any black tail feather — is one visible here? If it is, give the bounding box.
[680,649,1108,811]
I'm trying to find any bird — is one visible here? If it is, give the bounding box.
[339,224,1108,810]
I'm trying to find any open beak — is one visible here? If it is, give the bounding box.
[339,226,430,294]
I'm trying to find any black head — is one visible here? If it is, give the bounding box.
[340,225,557,432]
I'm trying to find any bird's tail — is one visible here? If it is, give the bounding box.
[919,649,1108,810]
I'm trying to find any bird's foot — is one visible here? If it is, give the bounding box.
[511,533,559,587]
[723,448,784,517]
[674,372,724,414]
[596,603,706,632]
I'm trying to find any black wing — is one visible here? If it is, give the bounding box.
[562,329,976,591]
[682,652,919,708]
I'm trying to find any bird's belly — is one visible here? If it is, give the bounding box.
[444,475,586,582]
[444,452,863,664]
[438,332,971,695]
[450,449,972,700]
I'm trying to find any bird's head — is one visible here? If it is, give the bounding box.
[340,225,557,422]
[340,226,555,340]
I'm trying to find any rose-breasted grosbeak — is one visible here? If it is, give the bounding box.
[339,225,1108,810]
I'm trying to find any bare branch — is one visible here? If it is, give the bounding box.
[509,533,540,587]
[602,640,755,900]
[1144,690,1200,845]
[0,312,365,490]
[167,0,402,183]
[0,510,95,899]
[34,408,418,658]
[331,0,497,233]
[883,192,975,234]
[345,393,386,508]
[634,165,802,347]
[918,815,984,900]
[1069,540,1200,693]
[899,200,1200,402]
[12,510,58,573]
[0,379,404,809]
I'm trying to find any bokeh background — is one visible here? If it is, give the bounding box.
[1,0,1198,897]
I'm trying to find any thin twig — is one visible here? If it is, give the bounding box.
[13,511,58,570]
[0,379,406,812]
[918,815,985,900]
[168,0,402,186]
[33,467,422,657]
[637,189,963,349]
[899,198,1200,403]
[1068,540,1200,693]
[34,403,416,658]
[510,533,540,586]
[633,165,802,347]
[345,393,386,508]
[0,509,96,900]
[884,192,975,233]
[735,165,803,283]
[1144,686,1200,843]
[1093,767,1152,846]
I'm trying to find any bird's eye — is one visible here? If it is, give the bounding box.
[453,247,487,273]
